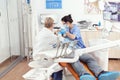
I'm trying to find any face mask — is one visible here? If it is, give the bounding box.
[63,24,70,32]
[64,24,69,28]
[58,24,67,35]
[61,24,66,30]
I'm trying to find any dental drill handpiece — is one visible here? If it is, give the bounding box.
[63,42,70,57]
[72,40,78,53]
[56,37,61,58]
[56,32,64,58]
[59,43,65,57]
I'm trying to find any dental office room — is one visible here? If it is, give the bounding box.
[0,0,120,80]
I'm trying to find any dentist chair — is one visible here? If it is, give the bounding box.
[54,39,120,80]
[23,39,120,80]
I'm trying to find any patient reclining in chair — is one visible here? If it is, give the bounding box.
[33,16,120,80]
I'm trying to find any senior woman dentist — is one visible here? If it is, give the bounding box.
[32,17,64,80]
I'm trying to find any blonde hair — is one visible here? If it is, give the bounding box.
[44,17,54,28]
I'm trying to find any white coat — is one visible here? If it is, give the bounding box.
[33,27,58,60]
[32,27,64,76]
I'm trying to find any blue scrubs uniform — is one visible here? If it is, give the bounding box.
[65,24,86,48]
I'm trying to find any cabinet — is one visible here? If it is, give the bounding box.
[80,30,120,58]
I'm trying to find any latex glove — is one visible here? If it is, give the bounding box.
[58,29,66,35]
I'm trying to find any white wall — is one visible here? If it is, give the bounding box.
[0,0,10,63]
[7,0,20,55]
[0,0,21,63]
[31,0,103,46]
